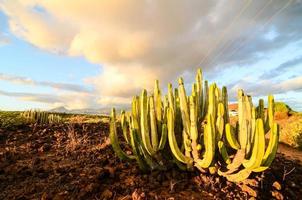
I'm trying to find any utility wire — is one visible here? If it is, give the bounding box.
[195,0,253,68]
[206,0,274,67]
[223,0,293,64]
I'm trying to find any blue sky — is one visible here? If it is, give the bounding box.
[0,0,302,111]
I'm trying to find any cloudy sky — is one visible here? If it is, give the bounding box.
[0,0,302,111]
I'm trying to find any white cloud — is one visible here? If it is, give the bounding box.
[0,73,92,93]
[1,0,302,109]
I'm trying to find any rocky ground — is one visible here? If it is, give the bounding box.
[0,122,301,200]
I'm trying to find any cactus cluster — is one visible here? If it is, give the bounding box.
[110,68,279,182]
[20,110,62,124]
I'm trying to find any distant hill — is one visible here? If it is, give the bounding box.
[48,106,129,115]
[49,106,69,113]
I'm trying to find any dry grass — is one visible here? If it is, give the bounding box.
[277,114,302,150]
[65,125,88,153]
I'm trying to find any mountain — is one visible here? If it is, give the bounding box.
[49,106,69,113]
[48,106,129,115]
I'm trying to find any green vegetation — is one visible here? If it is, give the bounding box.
[275,102,292,114]
[20,110,63,124]
[110,68,279,182]
[279,116,302,150]
[0,110,109,130]
[0,111,26,130]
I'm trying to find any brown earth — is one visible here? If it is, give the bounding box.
[0,122,302,200]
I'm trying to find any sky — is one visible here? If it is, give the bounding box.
[0,0,302,111]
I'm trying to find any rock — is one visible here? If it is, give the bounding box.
[273,181,282,190]
[41,192,48,200]
[289,181,297,188]
[271,190,284,200]
[239,185,257,197]
[101,189,113,200]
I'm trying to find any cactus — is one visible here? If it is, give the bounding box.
[21,110,62,124]
[110,68,279,182]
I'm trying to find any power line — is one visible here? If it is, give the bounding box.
[223,0,293,64]
[195,0,253,68]
[206,0,274,67]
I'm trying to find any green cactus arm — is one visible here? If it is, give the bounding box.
[140,90,156,155]
[238,89,248,149]
[196,68,203,121]
[129,127,149,172]
[257,99,265,121]
[216,103,225,142]
[252,166,269,172]
[109,108,135,161]
[167,107,192,164]
[178,77,191,137]
[244,96,253,155]
[250,107,256,146]
[222,86,229,123]
[262,123,279,166]
[149,96,159,151]
[195,114,215,168]
[131,96,140,132]
[243,118,266,169]
[189,95,200,161]
[218,141,231,164]
[207,84,217,121]
[225,123,240,150]
[154,80,163,133]
[158,123,168,150]
[121,110,130,144]
[167,83,175,113]
[201,80,208,119]
[265,95,275,132]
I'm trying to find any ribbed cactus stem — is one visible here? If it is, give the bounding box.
[225,123,240,150]
[121,110,130,144]
[129,127,149,172]
[189,95,200,161]
[257,99,265,122]
[262,122,279,166]
[140,89,156,155]
[251,107,256,145]
[201,80,208,120]
[168,83,175,113]
[245,95,253,155]
[207,84,217,121]
[178,77,190,138]
[196,68,203,121]
[131,96,140,132]
[265,95,275,132]
[243,118,266,169]
[167,107,192,165]
[195,114,216,168]
[222,86,229,123]
[149,96,158,151]
[110,108,134,161]
[216,103,225,142]
[154,79,162,134]
[238,89,248,149]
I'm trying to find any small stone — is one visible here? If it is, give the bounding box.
[101,189,113,200]
[273,181,282,190]
[289,181,297,188]
[240,185,257,197]
[271,190,284,200]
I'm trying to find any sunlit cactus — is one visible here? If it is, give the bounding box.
[20,110,62,124]
[110,68,279,182]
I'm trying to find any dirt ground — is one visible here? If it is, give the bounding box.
[0,122,302,200]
